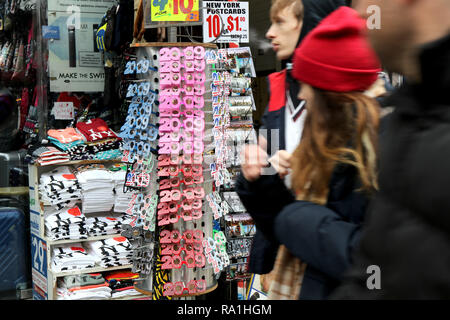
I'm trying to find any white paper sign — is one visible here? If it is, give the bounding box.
[48,0,114,14]
[52,102,74,120]
[203,1,249,43]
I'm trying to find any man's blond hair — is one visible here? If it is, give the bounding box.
[270,0,304,21]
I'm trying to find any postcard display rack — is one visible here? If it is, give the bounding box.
[206,48,258,289]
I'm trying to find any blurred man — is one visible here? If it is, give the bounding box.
[332,0,450,299]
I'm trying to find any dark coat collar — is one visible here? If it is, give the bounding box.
[384,33,450,116]
[414,33,450,105]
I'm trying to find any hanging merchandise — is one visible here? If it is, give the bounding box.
[118,43,222,299]
[104,270,141,298]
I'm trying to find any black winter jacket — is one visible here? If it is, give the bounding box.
[332,33,450,299]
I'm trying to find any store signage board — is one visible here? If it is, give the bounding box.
[202,1,249,43]
[48,0,113,13]
[31,235,48,300]
[47,0,115,92]
[144,0,203,28]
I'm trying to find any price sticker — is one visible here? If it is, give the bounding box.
[202,1,249,43]
[151,0,200,22]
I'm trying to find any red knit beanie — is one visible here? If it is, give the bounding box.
[292,6,381,92]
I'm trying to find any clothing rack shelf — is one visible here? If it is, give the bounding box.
[29,162,143,300]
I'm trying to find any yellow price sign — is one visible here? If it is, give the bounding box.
[151,0,200,22]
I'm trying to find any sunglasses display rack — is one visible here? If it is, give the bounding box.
[121,42,219,299]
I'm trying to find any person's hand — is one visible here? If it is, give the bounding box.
[241,137,269,182]
[269,150,292,179]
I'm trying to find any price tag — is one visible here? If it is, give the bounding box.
[31,235,48,300]
[151,0,200,22]
[203,1,249,43]
[52,102,74,120]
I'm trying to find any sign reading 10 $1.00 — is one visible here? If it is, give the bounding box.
[203,1,249,43]
[151,0,200,22]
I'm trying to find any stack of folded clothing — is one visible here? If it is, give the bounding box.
[85,237,133,268]
[51,243,100,273]
[56,273,112,300]
[44,206,88,241]
[33,146,70,166]
[86,214,133,237]
[105,270,141,299]
[75,164,115,214]
[47,127,90,161]
[93,149,122,161]
[39,166,82,209]
[76,118,122,158]
[109,165,135,213]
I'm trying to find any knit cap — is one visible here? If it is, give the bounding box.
[292,6,381,92]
